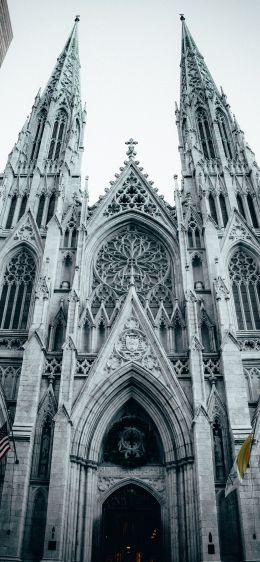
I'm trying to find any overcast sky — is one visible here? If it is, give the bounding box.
[1,0,260,204]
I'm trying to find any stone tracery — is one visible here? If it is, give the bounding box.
[94,226,171,296]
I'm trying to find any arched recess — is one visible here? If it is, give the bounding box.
[101,483,162,562]
[69,365,195,562]
[228,245,260,330]
[80,215,181,304]
[0,245,36,330]
[71,365,193,463]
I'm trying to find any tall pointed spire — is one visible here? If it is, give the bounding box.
[180,15,218,102]
[42,15,81,105]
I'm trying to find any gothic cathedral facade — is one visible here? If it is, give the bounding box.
[0,16,259,562]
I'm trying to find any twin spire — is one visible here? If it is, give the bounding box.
[180,14,220,102]
[41,15,81,106]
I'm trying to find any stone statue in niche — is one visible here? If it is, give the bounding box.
[213,421,225,481]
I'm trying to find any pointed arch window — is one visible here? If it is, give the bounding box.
[219,194,228,227]
[159,321,168,351]
[46,193,56,225]
[174,321,184,352]
[31,109,47,161]
[237,194,246,219]
[187,218,202,248]
[197,108,215,159]
[229,249,260,330]
[209,194,218,225]
[18,194,28,221]
[0,248,36,330]
[48,109,67,161]
[216,110,233,159]
[247,194,258,228]
[6,195,17,229]
[53,321,64,351]
[36,194,46,227]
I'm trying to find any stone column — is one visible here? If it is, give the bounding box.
[41,339,76,562]
[0,333,46,562]
[82,464,98,562]
[166,465,179,562]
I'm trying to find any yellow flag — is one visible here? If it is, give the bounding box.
[225,431,253,498]
[236,431,253,479]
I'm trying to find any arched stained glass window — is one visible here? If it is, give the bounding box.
[237,194,246,219]
[197,108,215,159]
[6,195,17,229]
[209,194,218,225]
[216,110,233,159]
[31,109,47,161]
[229,249,260,330]
[48,109,67,161]
[247,194,258,228]
[0,249,36,330]
[219,194,228,227]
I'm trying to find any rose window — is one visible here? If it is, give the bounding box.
[95,227,170,295]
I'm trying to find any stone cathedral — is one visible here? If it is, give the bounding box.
[0,14,259,562]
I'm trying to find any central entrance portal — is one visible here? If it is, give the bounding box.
[102,484,161,562]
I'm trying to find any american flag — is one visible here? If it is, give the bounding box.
[0,422,10,460]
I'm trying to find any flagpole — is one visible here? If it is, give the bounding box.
[7,410,19,464]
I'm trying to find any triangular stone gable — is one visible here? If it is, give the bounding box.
[0,209,43,259]
[86,161,177,230]
[73,286,192,420]
[61,203,80,229]
[220,208,260,255]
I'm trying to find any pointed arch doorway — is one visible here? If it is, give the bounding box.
[102,484,161,562]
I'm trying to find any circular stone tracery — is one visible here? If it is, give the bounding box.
[95,227,170,295]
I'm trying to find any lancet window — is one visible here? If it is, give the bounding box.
[237,194,246,219]
[0,249,36,330]
[247,194,258,228]
[36,194,46,228]
[219,194,228,227]
[229,249,260,330]
[216,110,233,159]
[48,109,67,160]
[187,218,202,248]
[63,219,78,247]
[197,108,215,159]
[31,109,47,161]
[18,195,28,221]
[6,195,17,229]
[212,420,226,482]
[46,193,56,225]
[209,194,218,225]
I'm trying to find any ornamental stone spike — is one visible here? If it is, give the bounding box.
[125,138,138,160]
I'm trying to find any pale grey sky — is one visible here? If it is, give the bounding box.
[1,0,260,204]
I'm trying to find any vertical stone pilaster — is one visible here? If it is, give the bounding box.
[82,465,98,562]
[0,334,45,561]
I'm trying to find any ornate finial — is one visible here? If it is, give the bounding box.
[180,14,185,21]
[125,138,138,160]
[75,15,80,22]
